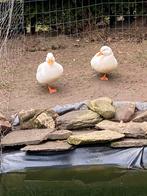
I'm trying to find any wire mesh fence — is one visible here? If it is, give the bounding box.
[23,0,147,40]
[22,0,146,69]
[0,0,146,56]
[0,0,24,55]
[0,0,24,115]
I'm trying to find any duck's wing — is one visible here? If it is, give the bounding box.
[91,55,101,66]
[55,62,64,73]
[37,62,45,73]
[36,63,49,83]
[105,55,118,67]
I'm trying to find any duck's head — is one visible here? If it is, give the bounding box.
[46,53,55,65]
[97,46,113,56]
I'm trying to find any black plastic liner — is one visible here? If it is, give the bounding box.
[1,146,147,173]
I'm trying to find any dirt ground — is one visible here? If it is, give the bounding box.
[1,34,147,116]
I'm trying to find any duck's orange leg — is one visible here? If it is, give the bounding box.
[100,74,108,81]
[48,86,57,94]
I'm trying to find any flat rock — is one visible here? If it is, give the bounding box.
[87,97,115,119]
[0,120,12,136]
[19,109,58,123]
[21,140,73,152]
[33,112,55,129]
[114,102,135,122]
[111,138,147,148]
[56,110,102,130]
[0,112,12,136]
[132,110,147,122]
[1,129,54,147]
[43,109,59,120]
[113,101,147,111]
[96,120,147,138]
[20,109,58,130]
[67,130,124,145]
[48,130,72,140]
[18,109,40,123]
[96,120,124,132]
[72,129,94,135]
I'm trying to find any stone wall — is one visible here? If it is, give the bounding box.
[1,97,147,153]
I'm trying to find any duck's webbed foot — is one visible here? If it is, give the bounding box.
[48,86,57,94]
[100,74,108,81]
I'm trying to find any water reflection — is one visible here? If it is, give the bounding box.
[1,165,147,196]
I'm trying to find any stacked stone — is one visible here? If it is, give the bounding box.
[1,97,147,153]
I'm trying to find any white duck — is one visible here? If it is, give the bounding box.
[36,52,63,94]
[91,46,118,80]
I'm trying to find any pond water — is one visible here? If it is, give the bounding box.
[1,165,147,196]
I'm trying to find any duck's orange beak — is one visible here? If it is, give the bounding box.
[96,51,103,56]
[48,59,54,65]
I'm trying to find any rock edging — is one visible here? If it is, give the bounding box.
[2,97,147,152]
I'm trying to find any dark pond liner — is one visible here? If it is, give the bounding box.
[1,146,147,173]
